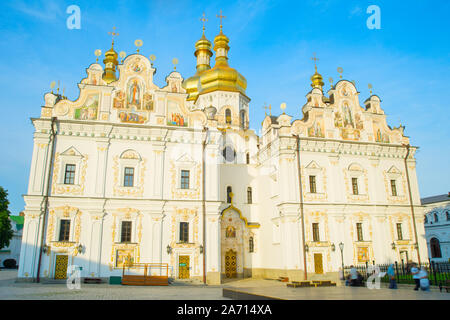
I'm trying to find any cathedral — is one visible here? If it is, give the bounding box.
[18,20,428,285]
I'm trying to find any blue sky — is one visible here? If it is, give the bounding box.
[0,0,449,214]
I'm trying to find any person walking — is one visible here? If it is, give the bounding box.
[387,264,397,289]
[410,263,420,291]
[349,265,358,286]
[418,267,430,292]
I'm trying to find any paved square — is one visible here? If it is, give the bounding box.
[1,270,449,300]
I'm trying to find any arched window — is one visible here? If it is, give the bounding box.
[446,211,450,221]
[225,109,232,124]
[240,110,246,129]
[430,237,442,258]
[424,215,428,224]
[227,186,232,203]
[246,152,250,164]
[222,146,236,162]
[434,212,439,222]
[249,237,254,253]
[247,187,252,204]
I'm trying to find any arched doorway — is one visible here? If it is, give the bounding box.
[221,208,244,279]
[430,237,442,258]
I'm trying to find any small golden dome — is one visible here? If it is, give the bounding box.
[311,68,324,89]
[102,42,119,84]
[183,33,213,101]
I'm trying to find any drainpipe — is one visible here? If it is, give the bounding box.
[294,134,307,280]
[202,127,209,284]
[36,117,57,283]
[403,144,421,265]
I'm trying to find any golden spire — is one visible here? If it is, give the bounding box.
[310,53,324,89]
[102,27,119,84]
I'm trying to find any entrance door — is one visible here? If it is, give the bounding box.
[54,255,68,279]
[314,253,323,274]
[225,249,237,278]
[178,256,190,279]
[400,251,409,263]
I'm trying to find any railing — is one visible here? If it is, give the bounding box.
[343,259,450,290]
[122,263,169,277]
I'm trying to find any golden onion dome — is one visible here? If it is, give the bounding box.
[102,42,119,84]
[310,67,324,89]
[196,30,247,97]
[182,32,213,101]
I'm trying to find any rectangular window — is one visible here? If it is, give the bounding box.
[59,219,71,241]
[181,170,190,189]
[309,176,317,193]
[390,179,397,196]
[123,167,134,187]
[179,222,189,243]
[312,223,320,242]
[396,223,403,240]
[64,164,76,185]
[356,223,363,241]
[121,221,132,243]
[352,178,359,195]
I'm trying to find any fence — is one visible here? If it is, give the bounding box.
[343,259,450,290]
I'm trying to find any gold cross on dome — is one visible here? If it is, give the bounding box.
[108,27,119,45]
[217,10,226,31]
[311,53,319,72]
[200,13,208,32]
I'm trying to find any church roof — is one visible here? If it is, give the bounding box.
[421,193,450,205]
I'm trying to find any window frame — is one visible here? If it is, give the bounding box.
[390,179,398,196]
[352,177,359,195]
[64,164,76,185]
[312,223,320,242]
[179,222,189,243]
[247,187,252,204]
[58,219,71,242]
[120,221,132,243]
[356,223,364,241]
[309,175,317,194]
[180,170,190,190]
[396,223,403,240]
[123,167,135,187]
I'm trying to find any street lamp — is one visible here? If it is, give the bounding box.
[199,245,204,254]
[339,242,344,271]
[391,242,396,250]
[331,243,336,251]
[166,245,172,254]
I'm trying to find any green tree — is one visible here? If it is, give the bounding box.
[0,186,13,250]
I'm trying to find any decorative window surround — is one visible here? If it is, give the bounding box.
[383,166,408,203]
[113,150,146,197]
[344,163,369,202]
[52,147,88,195]
[302,161,328,202]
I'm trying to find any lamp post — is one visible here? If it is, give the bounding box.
[339,242,344,271]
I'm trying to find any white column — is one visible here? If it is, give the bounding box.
[87,211,105,277]
[95,140,110,196]
[18,211,43,279]
[29,136,51,195]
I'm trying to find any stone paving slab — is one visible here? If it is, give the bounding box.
[0,270,228,300]
[222,278,450,300]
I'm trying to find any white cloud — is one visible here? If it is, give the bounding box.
[12,0,64,21]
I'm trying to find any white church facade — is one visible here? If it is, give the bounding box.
[18,24,428,284]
